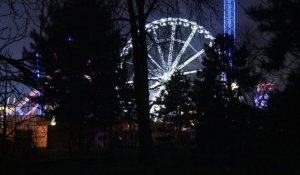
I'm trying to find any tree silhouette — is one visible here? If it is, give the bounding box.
[247,0,300,70]
[156,71,193,143]
[1,0,48,155]
[248,1,300,170]
[267,70,300,168]
[191,34,259,155]
[23,0,121,150]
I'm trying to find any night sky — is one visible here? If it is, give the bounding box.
[3,0,260,59]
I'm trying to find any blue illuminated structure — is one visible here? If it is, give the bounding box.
[35,52,42,115]
[35,52,41,79]
[223,0,236,78]
[224,0,236,39]
[254,83,274,109]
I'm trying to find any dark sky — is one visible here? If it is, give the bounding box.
[236,0,260,26]
[4,0,260,59]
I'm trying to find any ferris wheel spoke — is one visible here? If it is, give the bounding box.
[149,81,161,90]
[178,49,204,70]
[148,54,164,72]
[149,76,162,81]
[149,71,161,79]
[147,43,154,51]
[152,29,166,68]
[126,61,133,65]
[171,27,198,70]
[167,24,176,68]
[183,70,198,75]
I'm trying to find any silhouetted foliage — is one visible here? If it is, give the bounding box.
[191,34,259,157]
[247,1,300,171]
[1,0,49,155]
[247,0,300,70]
[23,0,121,150]
[267,69,300,166]
[156,71,193,143]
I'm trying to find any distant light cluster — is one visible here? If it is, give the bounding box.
[35,52,41,79]
[255,82,274,109]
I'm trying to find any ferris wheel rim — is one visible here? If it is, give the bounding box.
[121,17,214,57]
[121,17,215,106]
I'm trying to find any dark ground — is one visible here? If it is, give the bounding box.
[0,146,299,175]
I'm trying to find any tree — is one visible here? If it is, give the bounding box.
[247,1,300,170]
[0,0,47,85]
[266,69,300,168]
[191,34,259,153]
[192,34,258,113]
[247,0,300,70]
[191,36,228,151]
[156,71,193,143]
[24,0,121,150]
[1,0,47,155]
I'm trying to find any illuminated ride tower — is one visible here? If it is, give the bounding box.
[224,0,236,40]
[224,0,236,67]
[34,52,42,115]
[223,0,236,85]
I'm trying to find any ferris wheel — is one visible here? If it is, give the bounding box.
[121,18,214,112]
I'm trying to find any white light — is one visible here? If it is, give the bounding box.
[51,117,56,126]
[35,53,41,58]
[83,75,92,81]
[183,70,198,75]
[231,82,239,90]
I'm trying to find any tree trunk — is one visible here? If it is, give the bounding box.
[127,0,152,164]
[1,64,8,155]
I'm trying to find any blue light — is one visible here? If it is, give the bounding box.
[37,107,43,115]
[224,0,235,72]
[67,36,73,42]
[224,0,236,39]
[35,52,41,58]
[36,69,40,78]
[254,83,274,109]
[35,52,41,79]
[17,110,24,116]
[254,94,269,109]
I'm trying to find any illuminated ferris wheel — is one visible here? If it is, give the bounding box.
[121,18,214,111]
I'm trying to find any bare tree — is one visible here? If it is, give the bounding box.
[0,0,48,154]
